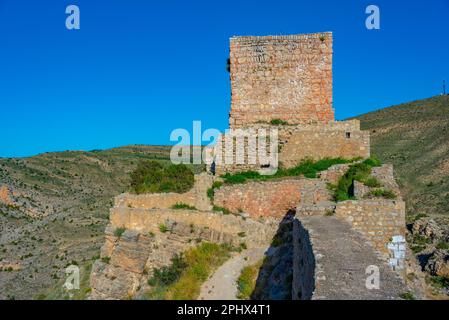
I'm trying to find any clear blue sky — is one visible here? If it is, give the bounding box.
[1,0,448,157]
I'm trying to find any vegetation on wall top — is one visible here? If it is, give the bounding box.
[221,157,359,184]
[130,160,194,194]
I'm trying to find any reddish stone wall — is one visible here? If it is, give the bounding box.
[213,178,332,218]
[229,33,334,128]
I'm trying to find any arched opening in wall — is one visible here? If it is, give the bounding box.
[346,132,351,139]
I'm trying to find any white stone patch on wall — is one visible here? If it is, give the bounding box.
[387,235,406,270]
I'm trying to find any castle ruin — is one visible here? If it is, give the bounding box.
[89,32,414,300]
[213,32,370,175]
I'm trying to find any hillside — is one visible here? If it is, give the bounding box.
[355,95,449,219]
[1,96,449,300]
[0,145,202,299]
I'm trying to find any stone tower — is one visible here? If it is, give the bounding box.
[229,32,334,128]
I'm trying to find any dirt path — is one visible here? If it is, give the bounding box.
[198,247,266,300]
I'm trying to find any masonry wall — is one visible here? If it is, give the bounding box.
[213,178,332,218]
[115,173,212,211]
[229,33,334,128]
[335,199,406,258]
[212,120,370,175]
[279,121,370,168]
[292,219,315,300]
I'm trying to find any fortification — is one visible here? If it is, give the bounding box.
[212,32,369,175]
[229,33,334,127]
[90,32,413,300]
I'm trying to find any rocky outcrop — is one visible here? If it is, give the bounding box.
[424,250,449,278]
[89,202,277,299]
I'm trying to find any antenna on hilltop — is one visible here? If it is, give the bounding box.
[444,80,446,95]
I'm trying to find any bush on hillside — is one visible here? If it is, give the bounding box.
[130,161,194,194]
[335,156,382,201]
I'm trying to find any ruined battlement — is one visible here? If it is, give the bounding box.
[229,32,334,128]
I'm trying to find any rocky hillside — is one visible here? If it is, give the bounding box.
[356,95,449,297]
[355,95,449,219]
[0,145,201,300]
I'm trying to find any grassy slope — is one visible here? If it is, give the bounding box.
[0,145,180,299]
[355,95,449,218]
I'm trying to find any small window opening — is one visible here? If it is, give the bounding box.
[346,132,351,139]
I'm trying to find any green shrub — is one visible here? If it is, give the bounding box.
[114,227,126,238]
[412,234,431,246]
[370,188,396,199]
[430,275,449,290]
[436,241,449,250]
[413,213,429,221]
[237,260,262,299]
[148,254,187,287]
[158,224,169,233]
[130,161,194,194]
[411,244,426,254]
[101,256,111,264]
[221,157,354,184]
[363,155,382,167]
[334,156,382,201]
[399,291,415,300]
[207,181,223,200]
[147,243,232,300]
[213,206,231,215]
[270,119,288,125]
[363,177,382,188]
[222,171,260,184]
[171,203,197,210]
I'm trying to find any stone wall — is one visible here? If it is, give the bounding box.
[212,120,370,175]
[115,173,213,211]
[109,207,275,246]
[229,33,334,127]
[292,219,315,300]
[335,200,406,259]
[291,215,406,300]
[213,178,332,218]
[279,120,370,168]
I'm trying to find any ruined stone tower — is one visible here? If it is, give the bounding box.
[212,32,370,175]
[229,33,334,128]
